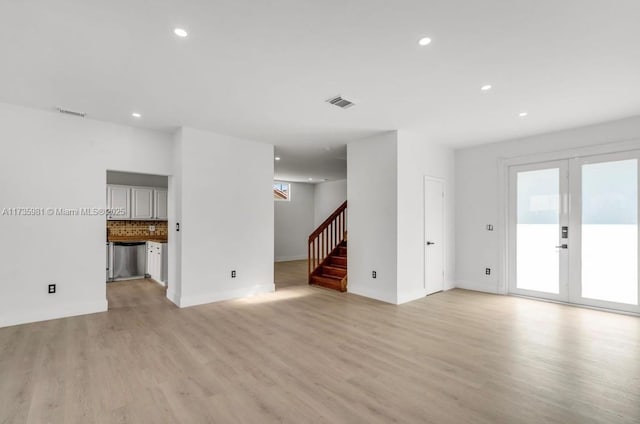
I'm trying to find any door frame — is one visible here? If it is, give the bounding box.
[423,175,446,295]
[498,139,640,312]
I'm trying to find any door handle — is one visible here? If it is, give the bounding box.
[426,241,435,245]
[555,244,568,249]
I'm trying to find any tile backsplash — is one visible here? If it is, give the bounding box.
[107,220,168,238]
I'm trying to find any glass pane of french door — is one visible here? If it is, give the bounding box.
[513,164,566,295]
[580,158,638,305]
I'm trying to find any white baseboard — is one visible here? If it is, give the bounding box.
[0,299,108,328]
[397,289,428,304]
[454,280,500,294]
[150,277,167,288]
[444,279,456,291]
[274,255,307,262]
[348,285,397,305]
[179,284,275,308]
[166,288,180,306]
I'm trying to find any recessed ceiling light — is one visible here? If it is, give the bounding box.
[275,157,281,161]
[519,112,528,117]
[174,28,188,38]
[481,84,492,91]
[308,178,313,181]
[418,37,432,46]
[131,112,142,118]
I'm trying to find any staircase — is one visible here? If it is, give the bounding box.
[308,201,347,292]
[310,241,347,291]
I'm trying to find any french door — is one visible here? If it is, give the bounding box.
[508,151,640,313]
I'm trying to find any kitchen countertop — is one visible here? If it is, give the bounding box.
[108,236,168,243]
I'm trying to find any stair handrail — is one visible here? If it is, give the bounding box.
[308,201,347,283]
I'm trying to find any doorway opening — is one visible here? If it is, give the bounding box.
[106,170,170,309]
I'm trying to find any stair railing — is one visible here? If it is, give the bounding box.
[308,201,347,283]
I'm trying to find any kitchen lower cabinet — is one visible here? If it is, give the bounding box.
[146,242,166,285]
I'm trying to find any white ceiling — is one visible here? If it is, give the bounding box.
[1,0,639,181]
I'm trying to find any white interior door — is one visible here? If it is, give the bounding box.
[508,161,569,301]
[424,177,444,295]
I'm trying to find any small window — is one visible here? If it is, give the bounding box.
[273,182,290,201]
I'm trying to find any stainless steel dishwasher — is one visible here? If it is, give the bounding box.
[112,242,146,281]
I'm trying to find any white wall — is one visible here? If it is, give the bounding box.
[397,132,456,303]
[0,102,173,327]
[347,131,456,305]
[173,127,274,307]
[274,182,314,261]
[313,179,347,227]
[274,179,347,262]
[455,116,640,293]
[347,132,398,303]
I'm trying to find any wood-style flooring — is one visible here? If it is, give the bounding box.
[1,260,639,423]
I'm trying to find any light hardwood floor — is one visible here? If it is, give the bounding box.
[1,261,639,423]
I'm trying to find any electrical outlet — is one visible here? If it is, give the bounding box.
[149,225,156,232]
[48,284,56,294]
[372,271,377,279]
[486,224,494,231]
[485,268,491,275]
[231,270,236,278]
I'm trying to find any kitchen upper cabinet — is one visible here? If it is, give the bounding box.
[132,187,154,220]
[107,185,167,221]
[106,185,131,220]
[154,189,168,220]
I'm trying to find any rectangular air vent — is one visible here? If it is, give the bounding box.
[56,107,86,118]
[326,95,355,109]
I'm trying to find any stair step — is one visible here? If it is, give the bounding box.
[337,246,347,256]
[322,265,347,278]
[310,274,347,292]
[330,256,347,267]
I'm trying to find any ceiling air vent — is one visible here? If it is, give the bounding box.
[56,107,86,118]
[326,95,355,109]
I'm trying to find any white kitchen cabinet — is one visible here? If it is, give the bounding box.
[107,185,167,221]
[106,185,131,220]
[146,242,156,279]
[146,242,166,285]
[161,244,168,284]
[132,187,154,220]
[154,189,168,220]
